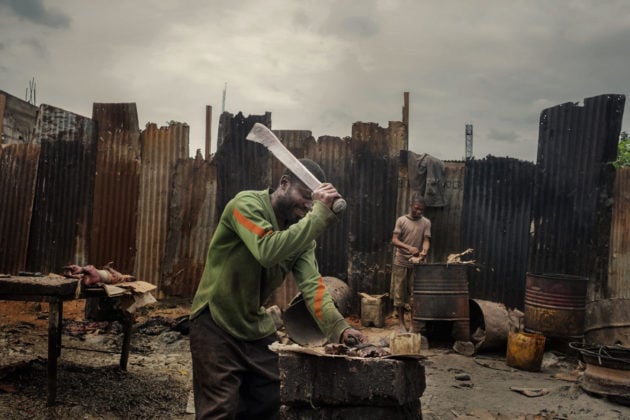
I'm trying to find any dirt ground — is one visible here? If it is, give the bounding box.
[1,299,629,420]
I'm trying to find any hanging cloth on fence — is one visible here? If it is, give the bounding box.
[407,151,447,207]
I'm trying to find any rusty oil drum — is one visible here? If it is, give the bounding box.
[283,276,352,346]
[412,263,470,321]
[524,272,588,340]
[584,298,630,347]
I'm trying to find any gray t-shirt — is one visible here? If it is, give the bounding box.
[393,215,431,268]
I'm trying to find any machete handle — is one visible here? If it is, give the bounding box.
[332,198,347,214]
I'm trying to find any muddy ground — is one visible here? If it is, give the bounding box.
[1,299,628,420]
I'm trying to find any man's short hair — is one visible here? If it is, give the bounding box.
[410,194,426,206]
[283,158,326,184]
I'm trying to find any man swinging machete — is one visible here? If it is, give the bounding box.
[188,123,366,419]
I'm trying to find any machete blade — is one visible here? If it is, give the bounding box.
[246,123,347,213]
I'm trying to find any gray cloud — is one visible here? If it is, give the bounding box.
[0,0,70,28]
[0,0,627,163]
[317,0,380,39]
[335,16,380,38]
[487,128,520,143]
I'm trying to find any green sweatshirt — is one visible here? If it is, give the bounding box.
[190,189,350,343]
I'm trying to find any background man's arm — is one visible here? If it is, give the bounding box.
[392,232,420,257]
[419,237,431,260]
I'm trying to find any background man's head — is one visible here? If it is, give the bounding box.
[409,196,426,219]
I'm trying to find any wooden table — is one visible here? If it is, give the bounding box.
[0,275,134,406]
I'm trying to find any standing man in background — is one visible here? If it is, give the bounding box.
[390,196,431,332]
[188,158,365,419]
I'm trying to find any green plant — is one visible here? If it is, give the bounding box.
[613,131,630,168]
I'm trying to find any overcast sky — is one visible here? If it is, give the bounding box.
[1,0,629,162]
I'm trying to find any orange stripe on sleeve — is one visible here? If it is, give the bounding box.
[233,208,268,238]
[314,276,325,320]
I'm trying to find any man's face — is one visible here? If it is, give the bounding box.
[280,179,313,226]
[410,202,425,219]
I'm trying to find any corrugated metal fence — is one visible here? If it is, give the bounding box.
[136,122,189,293]
[461,156,535,309]
[161,154,217,298]
[529,94,625,301]
[0,92,626,312]
[607,167,630,299]
[0,143,40,274]
[26,104,96,273]
[90,103,141,275]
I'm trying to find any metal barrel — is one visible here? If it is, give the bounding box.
[283,276,352,346]
[584,298,630,347]
[469,299,511,351]
[524,272,588,340]
[571,342,630,406]
[412,264,470,322]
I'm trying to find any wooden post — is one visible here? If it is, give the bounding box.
[120,312,134,370]
[205,105,212,160]
[47,298,62,405]
[403,92,409,127]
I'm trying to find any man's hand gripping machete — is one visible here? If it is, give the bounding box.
[246,123,347,214]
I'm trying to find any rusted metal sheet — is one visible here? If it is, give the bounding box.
[0,90,38,145]
[135,122,189,291]
[351,120,407,156]
[0,93,4,140]
[90,103,140,274]
[347,122,405,301]
[215,111,272,216]
[395,151,411,242]
[306,134,353,281]
[25,104,96,274]
[461,156,535,309]
[529,94,625,294]
[608,167,630,299]
[161,155,217,298]
[4,92,624,316]
[0,144,40,274]
[422,161,465,263]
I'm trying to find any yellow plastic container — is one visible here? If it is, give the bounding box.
[360,293,386,328]
[390,332,422,355]
[506,331,546,372]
